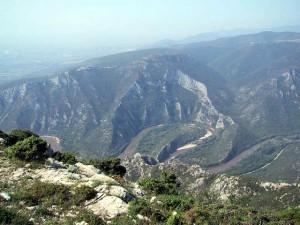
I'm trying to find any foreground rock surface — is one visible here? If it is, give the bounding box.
[0,156,133,219]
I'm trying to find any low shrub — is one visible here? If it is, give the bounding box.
[34,206,54,217]
[166,214,184,225]
[13,181,72,207]
[5,136,48,162]
[110,216,136,225]
[72,185,97,205]
[139,171,179,195]
[277,208,300,222]
[53,151,77,165]
[128,198,166,223]
[0,206,33,225]
[128,198,152,217]
[76,210,106,225]
[158,195,194,211]
[88,157,126,177]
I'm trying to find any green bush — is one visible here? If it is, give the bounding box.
[72,185,97,205]
[166,214,184,225]
[0,206,33,225]
[139,171,179,195]
[7,129,39,146]
[129,198,152,217]
[88,157,126,177]
[76,210,106,225]
[53,151,77,165]
[278,208,300,222]
[158,195,194,211]
[5,136,48,162]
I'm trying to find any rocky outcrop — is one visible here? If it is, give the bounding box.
[1,156,134,219]
[209,175,246,201]
[123,153,209,194]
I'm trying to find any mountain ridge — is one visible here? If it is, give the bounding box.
[1,31,300,182]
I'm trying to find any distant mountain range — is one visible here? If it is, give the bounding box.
[149,25,300,47]
[1,31,300,182]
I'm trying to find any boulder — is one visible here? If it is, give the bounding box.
[46,158,67,169]
[87,196,128,218]
[75,162,100,177]
[95,185,134,202]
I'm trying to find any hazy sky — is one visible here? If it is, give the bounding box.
[1,0,300,48]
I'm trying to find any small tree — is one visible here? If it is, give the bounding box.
[5,136,48,161]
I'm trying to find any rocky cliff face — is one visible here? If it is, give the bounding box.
[235,69,300,135]
[0,55,231,158]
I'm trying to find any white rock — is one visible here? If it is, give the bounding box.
[87,196,128,218]
[137,214,151,222]
[150,196,156,203]
[75,162,100,177]
[95,185,134,202]
[68,165,78,173]
[46,158,67,169]
[12,168,27,180]
[260,182,292,190]
[131,183,145,197]
[0,138,5,144]
[26,206,36,211]
[75,222,88,225]
[0,192,11,201]
[209,175,242,201]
